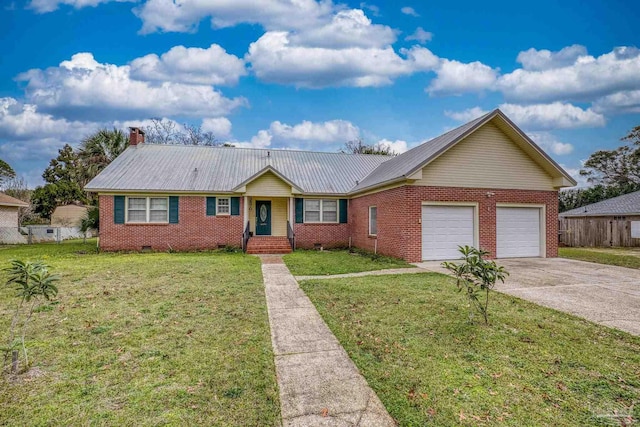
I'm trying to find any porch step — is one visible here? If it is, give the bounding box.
[246,236,292,254]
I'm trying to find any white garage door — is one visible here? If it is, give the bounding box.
[422,205,475,260]
[496,207,541,258]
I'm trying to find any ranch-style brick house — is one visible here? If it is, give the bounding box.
[85,109,576,262]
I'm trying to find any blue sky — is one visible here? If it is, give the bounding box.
[1,0,639,187]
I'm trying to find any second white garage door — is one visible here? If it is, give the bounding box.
[496,207,542,258]
[422,205,475,260]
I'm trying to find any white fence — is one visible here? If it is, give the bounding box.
[0,226,93,244]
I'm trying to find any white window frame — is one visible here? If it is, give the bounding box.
[369,206,377,236]
[304,199,339,223]
[217,197,231,216]
[126,196,169,224]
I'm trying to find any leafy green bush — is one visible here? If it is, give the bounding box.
[3,260,59,372]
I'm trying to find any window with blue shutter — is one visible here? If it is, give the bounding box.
[230,197,240,216]
[169,196,179,223]
[114,196,125,224]
[295,198,304,223]
[339,199,348,223]
[206,197,216,216]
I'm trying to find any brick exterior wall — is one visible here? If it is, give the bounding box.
[0,206,19,227]
[350,186,559,262]
[294,223,350,249]
[100,186,559,261]
[99,195,244,251]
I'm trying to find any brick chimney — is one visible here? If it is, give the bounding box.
[129,127,145,146]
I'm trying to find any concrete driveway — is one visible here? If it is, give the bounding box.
[416,258,640,336]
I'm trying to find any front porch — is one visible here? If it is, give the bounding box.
[243,196,295,254]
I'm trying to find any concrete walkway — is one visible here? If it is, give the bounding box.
[295,267,428,281]
[259,255,396,427]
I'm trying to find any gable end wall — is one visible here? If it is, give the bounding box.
[413,123,556,191]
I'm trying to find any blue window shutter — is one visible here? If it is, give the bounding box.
[339,199,348,223]
[169,196,179,223]
[295,198,304,223]
[206,197,216,216]
[230,197,240,216]
[114,196,125,224]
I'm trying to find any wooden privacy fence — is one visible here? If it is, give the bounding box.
[559,217,640,247]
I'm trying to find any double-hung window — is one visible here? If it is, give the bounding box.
[369,206,377,236]
[217,197,230,215]
[127,197,168,223]
[304,199,338,223]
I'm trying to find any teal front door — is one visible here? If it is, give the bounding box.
[255,201,272,236]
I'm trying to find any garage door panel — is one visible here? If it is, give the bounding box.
[422,205,475,261]
[496,207,541,258]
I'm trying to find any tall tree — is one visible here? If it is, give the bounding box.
[0,159,16,186]
[142,118,221,146]
[32,145,88,219]
[340,138,394,155]
[560,125,640,213]
[78,128,129,178]
[579,125,640,186]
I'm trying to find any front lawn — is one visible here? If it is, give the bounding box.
[560,247,640,269]
[300,273,640,426]
[283,249,413,276]
[0,241,280,426]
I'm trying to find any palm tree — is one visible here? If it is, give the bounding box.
[78,128,129,179]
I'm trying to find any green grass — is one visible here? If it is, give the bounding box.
[0,240,280,426]
[300,273,640,426]
[560,247,640,269]
[283,249,413,276]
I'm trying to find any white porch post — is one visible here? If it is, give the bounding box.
[244,196,249,227]
[289,197,295,225]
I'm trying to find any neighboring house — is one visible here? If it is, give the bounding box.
[51,204,89,227]
[560,190,640,247]
[85,110,576,261]
[0,192,28,227]
[0,193,29,244]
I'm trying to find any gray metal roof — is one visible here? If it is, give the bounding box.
[560,190,640,217]
[85,108,576,195]
[351,112,492,192]
[85,145,390,194]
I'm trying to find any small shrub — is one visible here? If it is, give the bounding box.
[3,260,60,372]
[442,246,508,324]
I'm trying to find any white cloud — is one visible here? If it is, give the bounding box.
[445,102,604,130]
[427,59,499,95]
[28,0,132,13]
[233,119,360,149]
[528,132,574,155]
[400,6,419,17]
[134,0,334,34]
[405,27,432,44]
[516,44,588,71]
[234,130,273,149]
[499,102,605,130]
[377,138,408,154]
[0,97,95,140]
[359,2,380,17]
[289,9,397,49]
[444,107,489,122]
[201,117,232,138]
[247,32,435,88]
[593,90,640,114]
[130,44,246,86]
[498,46,640,102]
[17,53,247,121]
[269,119,360,142]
